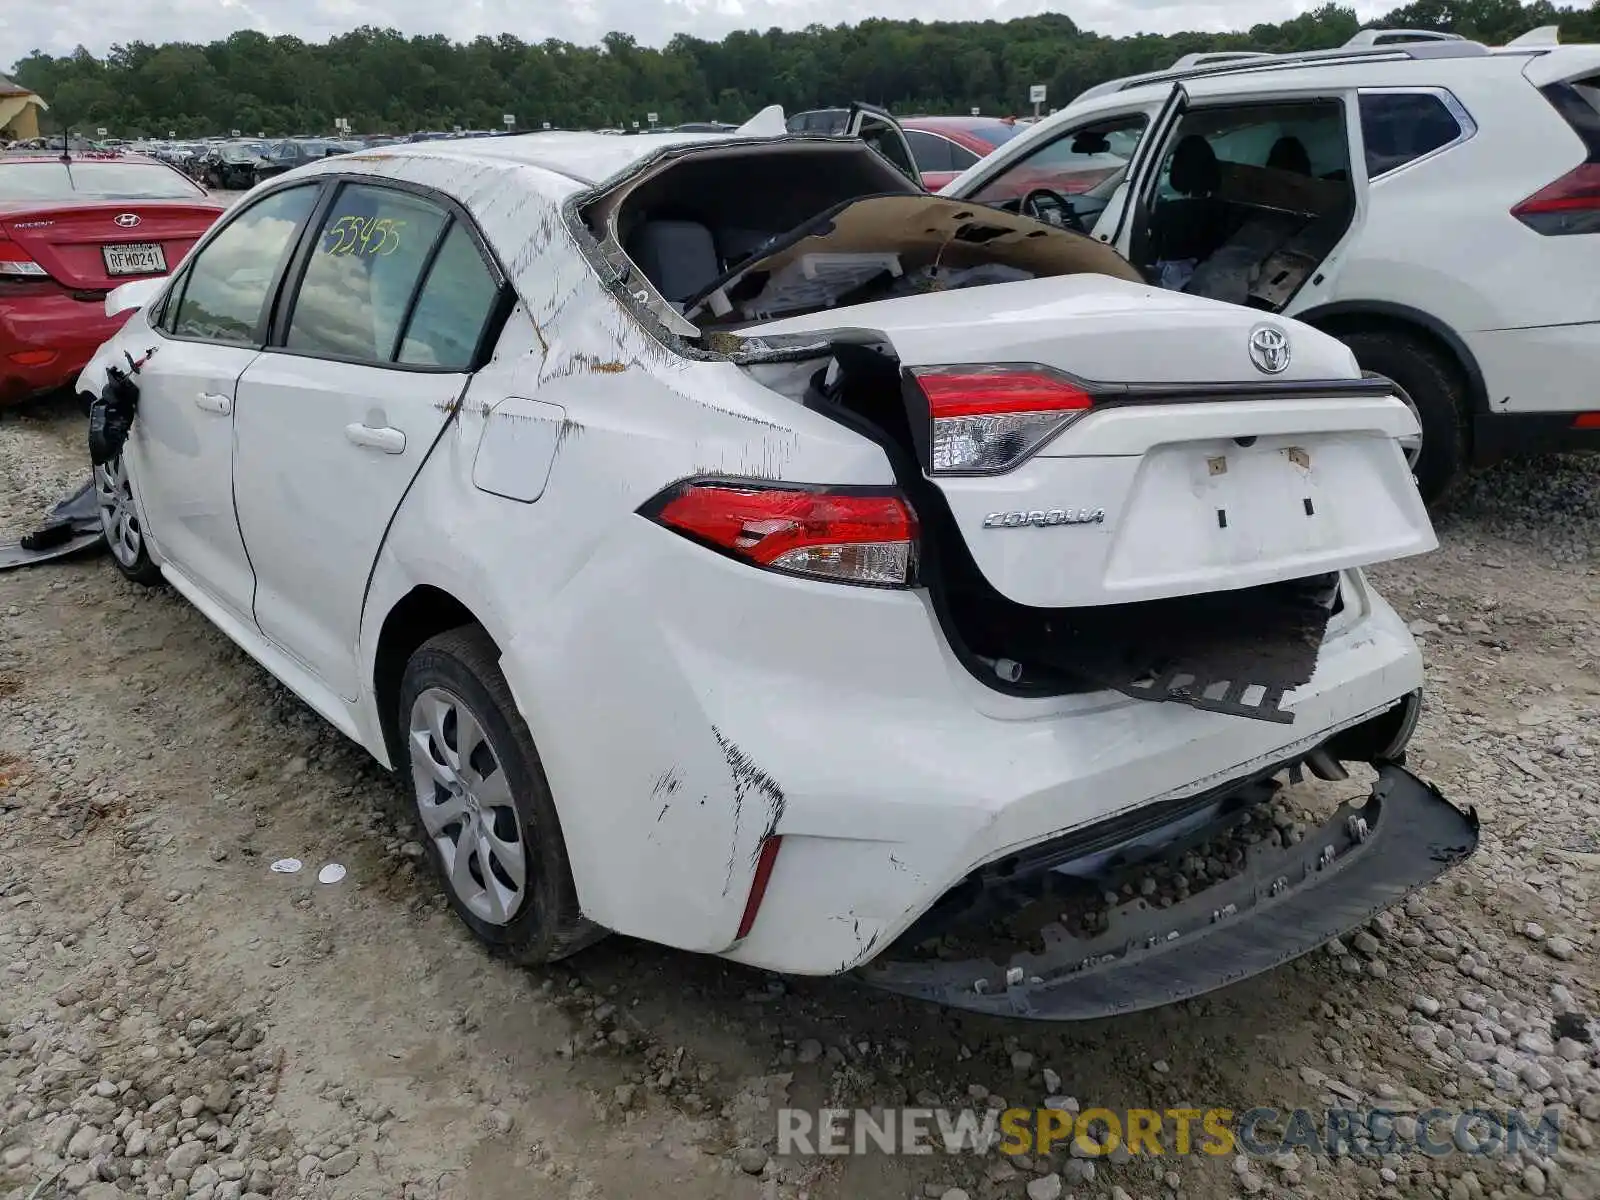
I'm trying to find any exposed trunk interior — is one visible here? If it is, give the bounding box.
[801,338,1344,722]
[1135,99,1357,311]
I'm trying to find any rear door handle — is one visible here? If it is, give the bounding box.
[344,423,406,454]
[195,391,232,415]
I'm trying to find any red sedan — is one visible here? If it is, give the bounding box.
[900,116,1028,190]
[1,152,224,405]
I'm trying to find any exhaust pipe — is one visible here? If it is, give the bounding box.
[1305,747,1350,782]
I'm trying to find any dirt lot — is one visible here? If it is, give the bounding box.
[1,398,1596,1200]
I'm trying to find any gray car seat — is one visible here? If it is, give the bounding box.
[625,220,721,304]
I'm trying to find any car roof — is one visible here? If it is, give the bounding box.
[330,128,801,186]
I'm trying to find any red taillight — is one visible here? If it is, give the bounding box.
[1574,412,1600,429]
[0,234,47,279]
[1512,163,1600,235]
[910,363,1094,475]
[735,835,782,940]
[7,350,56,367]
[645,480,917,587]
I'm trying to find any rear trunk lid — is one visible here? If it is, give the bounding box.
[0,202,220,290]
[744,273,1434,609]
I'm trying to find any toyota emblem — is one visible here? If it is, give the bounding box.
[1248,324,1290,375]
[113,213,141,228]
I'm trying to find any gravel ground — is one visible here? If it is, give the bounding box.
[0,398,1596,1200]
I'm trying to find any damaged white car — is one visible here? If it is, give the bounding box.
[76,111,1477,1018]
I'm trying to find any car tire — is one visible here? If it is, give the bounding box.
[94,456,163,586]
[1336,330,1468,505]
[397,625,602,964]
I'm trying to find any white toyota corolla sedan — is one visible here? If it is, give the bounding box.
[77,111,1477,1019]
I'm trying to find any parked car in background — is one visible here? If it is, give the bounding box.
[785,103,921,183]
[198,140,273,190]
[0,151,222,404]
[900,115,1027,188]
[256,138,355,179]
[77,119,1472,1019]
[941,26,1600,501]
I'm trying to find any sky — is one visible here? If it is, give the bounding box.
[1,0,1428,63]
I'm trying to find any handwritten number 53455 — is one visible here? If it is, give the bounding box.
[324,215,404,256]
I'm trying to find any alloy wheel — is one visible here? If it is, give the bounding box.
[408,686,528,925]
[94,457,143,568]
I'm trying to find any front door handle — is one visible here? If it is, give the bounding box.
[344,423,406,454]
[195,391,232,415]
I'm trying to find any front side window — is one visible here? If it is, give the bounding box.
[969,112,1150,203]
[1359,92,1467,178]
[285,184,448,363]
[169,185,318,344]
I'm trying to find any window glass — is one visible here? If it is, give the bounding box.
[397,223,500,370]
[171,185,317,343]
[0,160,205,200]
[285,184,447,363]
[904,130,953,173]
[970,113,1149,203]
[949,143,981,170]
[1359,93,1465,177]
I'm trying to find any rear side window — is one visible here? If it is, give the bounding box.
[170,185,318,344]
[1358,92,1466,178]
[905,131,954,173]
[396,224,501,370]
[285,184,448,363]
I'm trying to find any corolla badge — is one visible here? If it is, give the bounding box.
[983,507,1106,529]
[1248,323,1290,374]
[113,213,142,228]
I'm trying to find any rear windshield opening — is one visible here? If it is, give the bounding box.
[0,160,206,201]
[582,142,1140,338]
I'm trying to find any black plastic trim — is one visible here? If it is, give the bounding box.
[1471,409,1600,465]
[1296,299,1491,415]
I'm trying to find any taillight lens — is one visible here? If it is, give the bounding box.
[0,235,47,278]
[1511,163,1600,235]
[644,480,917,587]
[910,364,1094,474]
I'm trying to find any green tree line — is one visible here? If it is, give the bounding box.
[11,0,1600,138]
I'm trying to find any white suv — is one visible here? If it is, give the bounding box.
[944,28,1600,501]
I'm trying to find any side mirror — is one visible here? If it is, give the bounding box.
[105,277,167,318]
[1071,132,1110,155]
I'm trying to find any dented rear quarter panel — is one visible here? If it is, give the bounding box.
[342,147,898,953]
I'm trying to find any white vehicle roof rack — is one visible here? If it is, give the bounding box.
[1502,26,1561,49]
[1168,51,1275,70]
[1074,36,1491,102]
[1344,29,1464,48]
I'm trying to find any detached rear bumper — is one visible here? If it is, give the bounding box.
[857,764,1477,1020]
